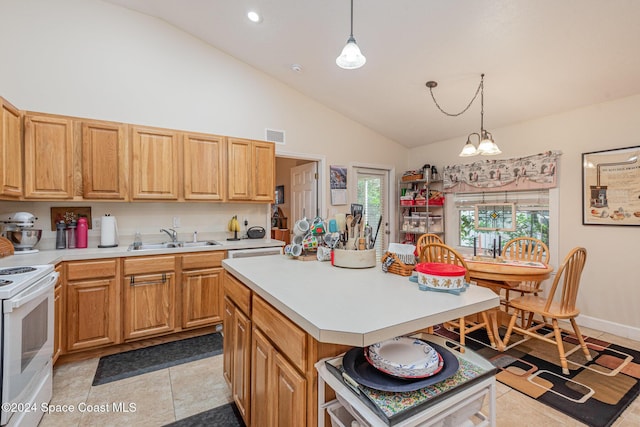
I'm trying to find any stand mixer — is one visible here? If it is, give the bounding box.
[0,212,42,253]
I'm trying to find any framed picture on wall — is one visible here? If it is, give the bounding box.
[582,145,640,225]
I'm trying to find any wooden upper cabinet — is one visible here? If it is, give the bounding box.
[227,137,252,200]
[183,133,225,201]
[253,141,275,202]
[130,125,180,200]
[0,97,22,198]
[24,113,74,199]
[81,120,128,200]
[228,138,275,201]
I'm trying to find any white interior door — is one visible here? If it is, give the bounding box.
[290,162,318,223]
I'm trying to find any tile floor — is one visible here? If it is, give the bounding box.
[39,326,640,426]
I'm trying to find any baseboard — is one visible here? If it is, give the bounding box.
[576,314,640,342]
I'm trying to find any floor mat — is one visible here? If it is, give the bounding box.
[163,403,244,427]
[433,324,640,427]
[92,333,223,386]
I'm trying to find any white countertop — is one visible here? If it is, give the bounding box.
[0,237,284,268]
[222,256,500,347]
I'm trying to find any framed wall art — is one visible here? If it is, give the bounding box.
[582,145,640,225]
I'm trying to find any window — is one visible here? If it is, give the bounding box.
[455,190,549,252]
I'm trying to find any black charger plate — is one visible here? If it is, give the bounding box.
[342,340,459,392]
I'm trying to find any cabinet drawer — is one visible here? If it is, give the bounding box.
[181,251,225,269]
[67,259,117,280]
[224,274,251,316]
[252,295,306,372]
[124,255,175,275]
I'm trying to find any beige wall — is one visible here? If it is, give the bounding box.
[0,0,407,244]
[409,94,640,337]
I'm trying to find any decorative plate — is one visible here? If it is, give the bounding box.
[365,337,442,378]
[342,341,459,392]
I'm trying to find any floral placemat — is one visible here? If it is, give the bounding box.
[326,351,494,423]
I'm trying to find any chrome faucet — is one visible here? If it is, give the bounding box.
[160,228,178,242]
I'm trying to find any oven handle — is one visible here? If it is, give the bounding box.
[4,272,58,313]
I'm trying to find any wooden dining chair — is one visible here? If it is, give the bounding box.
[501,237,550,319]
[502,247,592,375]
[416,233,444,257]
[419,243,497,348]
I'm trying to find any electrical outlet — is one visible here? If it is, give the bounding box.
[173,216,181,228]
[92,218,100,230]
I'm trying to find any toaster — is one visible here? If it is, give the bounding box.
[247,226,266,239]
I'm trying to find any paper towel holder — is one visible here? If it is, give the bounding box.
[98,214,119,248]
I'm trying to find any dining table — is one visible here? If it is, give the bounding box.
[462,255,554,351]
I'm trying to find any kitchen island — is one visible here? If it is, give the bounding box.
[222,255,499,426]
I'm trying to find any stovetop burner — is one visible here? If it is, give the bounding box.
[0,266,37,275]
[0,279,13,286]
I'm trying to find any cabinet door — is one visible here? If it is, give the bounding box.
[82,120,128,199]
[124,272,176,340]
[0,97,22,198]
[252,141,275,202]
[182,267,223,329]
[272,351,306,427]
[222,297,235,387]
[130,126,180,200]
[227,137,252,200]
[24,114,74,199]
[66,277,119,351]
[183,133,225,201]
[251,327,271,427]
[232,307,251,425]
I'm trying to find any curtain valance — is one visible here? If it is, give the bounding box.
[442,151,561,193]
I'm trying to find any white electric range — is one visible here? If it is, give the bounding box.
[0,264,57,427]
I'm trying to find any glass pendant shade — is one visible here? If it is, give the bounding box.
[336,36,366,69]
[477,131,501,155]
[459,134,479,157]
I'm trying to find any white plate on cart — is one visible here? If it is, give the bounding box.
[366,337,443,378]
[343,341,459,392]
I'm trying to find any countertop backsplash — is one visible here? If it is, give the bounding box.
[0,201,270,251]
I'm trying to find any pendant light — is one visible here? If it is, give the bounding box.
[336,0,366,69]
[426,74,501,157]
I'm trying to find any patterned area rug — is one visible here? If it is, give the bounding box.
[434,324,640,427]
[163,402,244,427]
[92,333,223,386]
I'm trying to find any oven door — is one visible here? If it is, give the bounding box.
[2,272,57,425]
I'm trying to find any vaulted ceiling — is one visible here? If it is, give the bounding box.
[105,0,640,148]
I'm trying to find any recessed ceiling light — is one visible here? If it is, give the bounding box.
[247,11,261,23]
[291,64,303,73]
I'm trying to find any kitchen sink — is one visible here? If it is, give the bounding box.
[127,241,221,251]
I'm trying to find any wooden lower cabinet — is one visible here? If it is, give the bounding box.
[223,273,350,427]
[181,252,225,329]
[66,259,120,352]
[123,255,176,341]
[232,306,252,424]
[251,327,306,427]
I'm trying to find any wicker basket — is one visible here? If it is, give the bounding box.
[381,252,415,276]
[401,173,423,182]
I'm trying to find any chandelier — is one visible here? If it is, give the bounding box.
[426,74,501,157]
